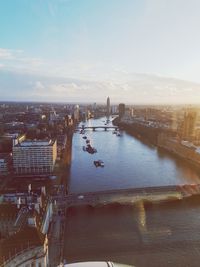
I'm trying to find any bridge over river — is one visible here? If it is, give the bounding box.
[54,184,200,208]
[76,125,118,131]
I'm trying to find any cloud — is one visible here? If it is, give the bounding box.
[0,47,44,73]
[1,67,200,104]
[34,81,45,90]
[18,57,44,68]
[0,48,15,60]
[27,73,200,103]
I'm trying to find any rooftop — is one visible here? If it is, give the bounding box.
[0,226,45,265]
[15,139,55,147]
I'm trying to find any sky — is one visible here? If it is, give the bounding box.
[1,0,200,103]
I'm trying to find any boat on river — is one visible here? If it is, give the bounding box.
[80,129,85,134]
[86,144,97,154]
[94,160,104,167]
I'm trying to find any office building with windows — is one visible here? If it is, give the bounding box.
[13,138,57,175]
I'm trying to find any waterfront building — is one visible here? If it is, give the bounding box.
[106,97,111,116]
[12,137,57,175]
[111,105,118,114]
[181,109,197,141]
[118,103,125,118]
[0,187,52,266]
[171,112,179,131]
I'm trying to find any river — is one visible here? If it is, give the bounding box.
[64,117,200,267]
[68,117,200,193]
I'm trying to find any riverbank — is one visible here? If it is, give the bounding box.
[113,117,200,170]
[51,130,73,195]
[158,133,200,170]
[113,117,162,145]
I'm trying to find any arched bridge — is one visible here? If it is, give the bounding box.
[76,126,118,131]
[53,184,200,208]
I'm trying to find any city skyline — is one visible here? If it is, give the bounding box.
[1,0,200,103]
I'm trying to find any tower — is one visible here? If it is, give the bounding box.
[73,104,80,122]
[106,97,110,116]
[118,103,125,118]
[181,109,197,141]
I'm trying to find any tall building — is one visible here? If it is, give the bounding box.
[106,97,110,116]
[13,138,57,175]
[118,103,125,118]
[73,104,80,121]
[181,110,197,141]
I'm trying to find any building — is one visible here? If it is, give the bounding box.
[118,103,125,118]
[106,97,111,116]
[111,105,117,114]
[0,225,49,267]
[0,187,52,267]
[73,105,80,122]
[0,155,10,176]
[49,109,57,123]
[0,204,18,239]
[181,110,197,141]
[13,137,57,175]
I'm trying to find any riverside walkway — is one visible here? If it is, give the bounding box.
[53,184,200,208]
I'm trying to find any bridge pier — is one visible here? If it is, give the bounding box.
[135,201,147,232]
[92,127,95,131]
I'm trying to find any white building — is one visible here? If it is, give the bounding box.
[13,139,57,175]
[73,105,80,121]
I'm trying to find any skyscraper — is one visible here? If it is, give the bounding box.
[106,97,110,116]
[73,104,80,121]
[181,109,197,141]
[118,103,125,118]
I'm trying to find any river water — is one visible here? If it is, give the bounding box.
[68,117,200,193]
[64,117,200,267]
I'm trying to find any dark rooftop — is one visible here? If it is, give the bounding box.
[0,226,45,265]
